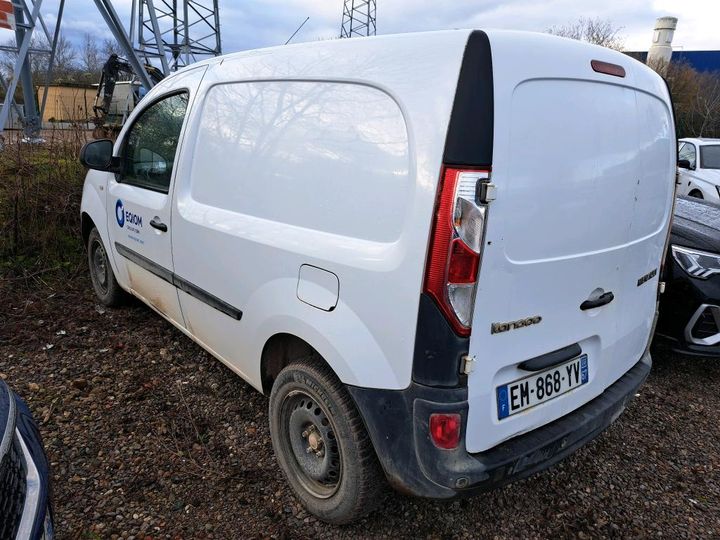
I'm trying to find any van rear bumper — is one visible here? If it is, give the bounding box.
[347,352,651,499]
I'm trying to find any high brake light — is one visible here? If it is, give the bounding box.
[591,59,626,78]
[424,167,489,336]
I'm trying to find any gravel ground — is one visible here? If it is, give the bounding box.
[1,275,719,539]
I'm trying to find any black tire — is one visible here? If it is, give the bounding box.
[269,357,386,524]
[87,227,125,307]
[689,189,704,199]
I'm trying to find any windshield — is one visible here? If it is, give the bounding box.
[701,145,720,169]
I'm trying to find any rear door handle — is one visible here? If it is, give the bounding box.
[580,291,614,310]
[519,343,582,372]
[149,218,168,232]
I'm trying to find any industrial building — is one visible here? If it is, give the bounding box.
[628,50,720,72]
[40,84,96,124]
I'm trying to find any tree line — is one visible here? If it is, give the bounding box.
[0,33,120,93]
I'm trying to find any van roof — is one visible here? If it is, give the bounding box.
[160,28,663,98]
[148,28,667,160]
[680,137,720,145]
[154,29,478,116]
[185,29,475,69]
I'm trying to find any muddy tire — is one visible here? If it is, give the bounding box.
[269,356,386,524]
[87,227,125,307]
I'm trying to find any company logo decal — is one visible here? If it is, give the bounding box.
[115,199,125,227]
[116,199,143,234]
[491,316,542,335]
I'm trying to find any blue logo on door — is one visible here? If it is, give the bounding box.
[115,199,125,227]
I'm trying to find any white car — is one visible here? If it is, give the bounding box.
[78,29,676,523]
[677,137,720,201]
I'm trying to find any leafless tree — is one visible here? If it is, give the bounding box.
[0,34,121,101]
[102,38,121,59]
[80,33,103,75]
[665,61,720,138]
[547,17,625,51]
[76,36,122,84]
[693,72,720,138]
[0,33,76,83]
[35,33,76,80]
[665,61,700,137]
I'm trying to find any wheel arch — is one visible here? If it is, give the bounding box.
[80,177,123,281]
[81,211,95,247]
[247,277,406,393]
[260,333,324,395]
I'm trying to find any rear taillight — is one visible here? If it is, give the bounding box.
[424,166,489,336]
[429,413,461,449]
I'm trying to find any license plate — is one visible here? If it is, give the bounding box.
[496,354,589,420]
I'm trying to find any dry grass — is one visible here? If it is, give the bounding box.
[0,127,91,281]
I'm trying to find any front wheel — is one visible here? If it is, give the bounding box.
[269,357,385,524]
[689,189,704,199]
[87,227,126,306]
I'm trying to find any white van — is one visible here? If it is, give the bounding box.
[677,137,720,202]
[79,30,676,523]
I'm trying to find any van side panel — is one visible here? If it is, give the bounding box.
[169,30,471,391]
[174,80,411,387]
[190,82,411,242]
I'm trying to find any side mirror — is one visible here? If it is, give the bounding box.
[80,139,120,172]
[678,159,692,170]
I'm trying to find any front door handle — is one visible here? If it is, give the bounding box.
[149,218,168,232]
[580,291,614,311]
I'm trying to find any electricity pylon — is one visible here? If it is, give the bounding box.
[340,0,376,38]
[0,0,66,139]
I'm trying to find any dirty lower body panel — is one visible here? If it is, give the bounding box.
[348,352,651,499]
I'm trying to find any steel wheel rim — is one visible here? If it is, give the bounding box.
[91,240,109,295]
[280,389,342,499]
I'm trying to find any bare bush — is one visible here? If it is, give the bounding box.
[547,17,625,51]
[0,127,89,278]
[665,61,720,138]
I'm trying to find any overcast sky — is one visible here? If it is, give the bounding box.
[2,0,719,55]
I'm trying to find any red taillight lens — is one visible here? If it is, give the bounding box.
[425,168,461,296]
[429,413,461,449]
[424,166,489,336]
[447,238,479,284]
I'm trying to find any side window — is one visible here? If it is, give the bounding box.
[120,91,189,193]
[678,142,696,169]
[701,145,720,169]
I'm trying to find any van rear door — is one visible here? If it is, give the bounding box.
[464,33,675,453]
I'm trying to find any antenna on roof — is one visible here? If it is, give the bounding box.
[285,16,310,45]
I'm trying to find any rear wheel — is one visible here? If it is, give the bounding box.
[87,227,125,306]
[689,189,704,199]
[269,357,385,524]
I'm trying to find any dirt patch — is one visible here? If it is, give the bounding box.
[1,275,719,538]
